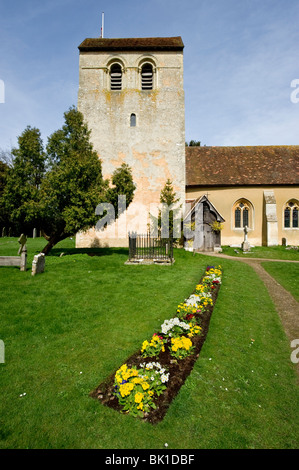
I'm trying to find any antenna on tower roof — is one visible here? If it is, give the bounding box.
[101,12,104,38]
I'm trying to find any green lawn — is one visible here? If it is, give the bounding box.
[0,238,298,449]
[262,262,299,302]
[222,244,299,260]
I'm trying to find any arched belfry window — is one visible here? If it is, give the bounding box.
[141,63,153,90]
[110,63,122,91]
[233,199,253,229]
[284,200,299,228]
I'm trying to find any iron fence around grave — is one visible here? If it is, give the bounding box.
[128,232,173,262]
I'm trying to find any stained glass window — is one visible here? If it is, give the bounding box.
[284,201,299,228]
[235,208,241,228]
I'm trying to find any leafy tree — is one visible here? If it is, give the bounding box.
[0,160,9,229]
[1,126,46,234]
[39,107,135,254]
[0,161,8,195]
[0,148,14,167]
[1,107,136,252]
[106,163,136,218]
[186,140,201,147]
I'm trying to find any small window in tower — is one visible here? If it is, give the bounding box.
[110,63,122,91]
[130,113,136,127]
[141,63,153,90]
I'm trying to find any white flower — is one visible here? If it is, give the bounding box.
[161,373,169,383]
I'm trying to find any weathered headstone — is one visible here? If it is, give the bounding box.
[33,228,37,239]
[18,234,27,271]
[0,340,4,363]
[31,253,45,276]
[0,234,27,271]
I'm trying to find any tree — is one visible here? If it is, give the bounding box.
[105,163,136,218]
[1,126,46,234]
[186,140,201,147]
[151,179,181,240]
[39,107,135,254]
[0,160,9,229]
[1,107,136,252]
[0,148,14,167]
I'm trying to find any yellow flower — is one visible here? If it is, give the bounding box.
[134,392,144,403]
[141,381,150,391]
[131,377,142,384]
[171,336,192,352]
[141,340,149,351]
[119,382,134,397]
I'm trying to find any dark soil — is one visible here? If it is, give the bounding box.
[90,276,221,424]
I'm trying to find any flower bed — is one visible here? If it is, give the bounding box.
[90,265,222,424]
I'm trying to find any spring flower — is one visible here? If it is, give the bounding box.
[171,336,192,352]
[119,382,134,397]
[134,392,144,403]
[161,373,169,383]
[161,317,190,336]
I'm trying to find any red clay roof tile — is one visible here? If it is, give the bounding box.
[78,37,184,52]
[186,146,299,186]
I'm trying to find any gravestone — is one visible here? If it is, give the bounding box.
[0,233,27,271]
[241,225,250,252]
[32,253,45,276]
[0,340,4,363]
[18,234,27,271]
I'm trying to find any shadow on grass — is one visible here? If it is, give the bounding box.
[47,247,129,258]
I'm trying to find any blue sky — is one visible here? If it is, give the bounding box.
[0,0,299,150]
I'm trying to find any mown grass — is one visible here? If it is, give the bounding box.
[0,238,298,449]
[262,262,299,302]
[222,245,299,260]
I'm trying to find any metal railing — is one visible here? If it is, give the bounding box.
[128,232,173,262]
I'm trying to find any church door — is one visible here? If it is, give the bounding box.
[203,223,214,251]
[202,202,216,251]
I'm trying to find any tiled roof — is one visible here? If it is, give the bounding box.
[186,146,299,186]
[78,37,184,52]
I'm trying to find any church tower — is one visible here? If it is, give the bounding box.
[76,36,185,247]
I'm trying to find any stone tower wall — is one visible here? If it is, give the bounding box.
[76,43,185,247]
